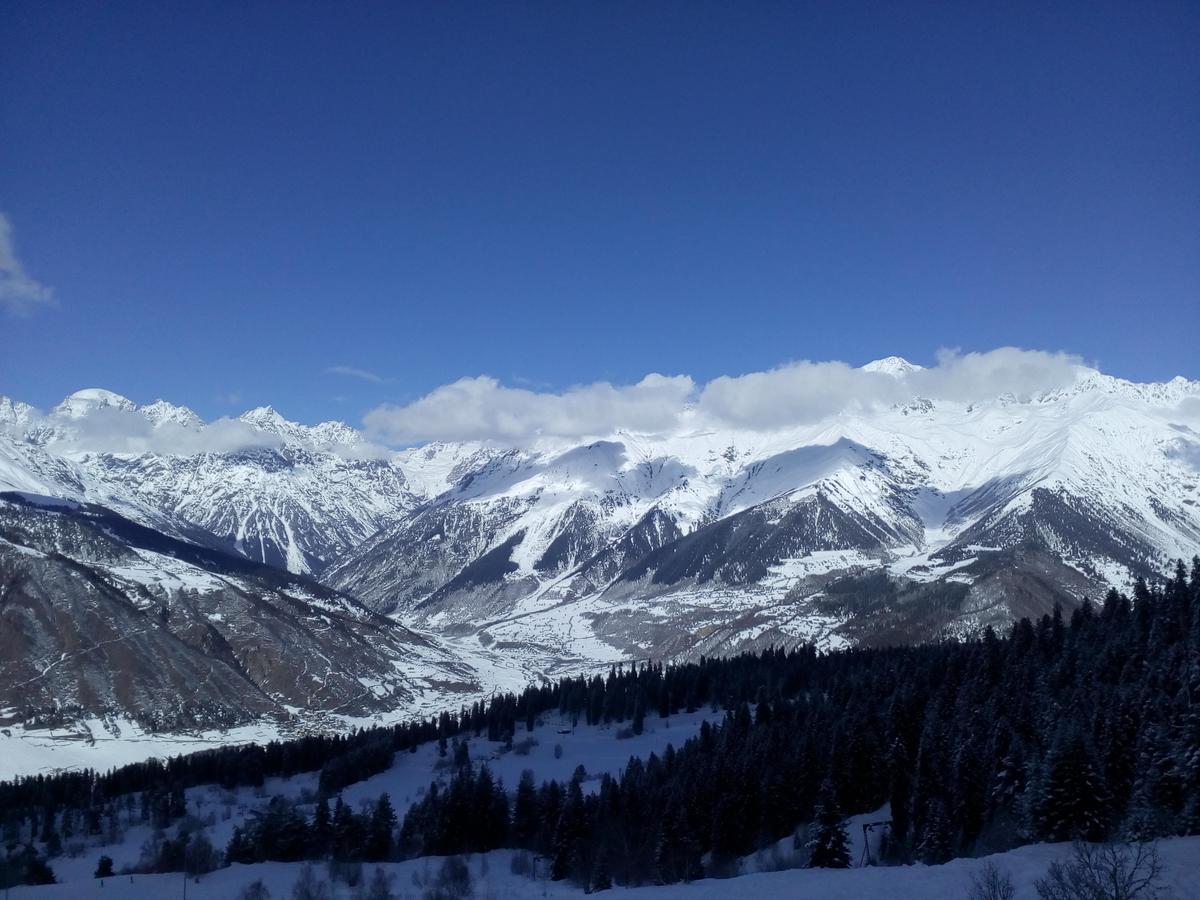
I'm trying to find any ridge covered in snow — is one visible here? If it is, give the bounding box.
[323,359,1200,672]
[2,360,1198,677]
[0,390,421,574]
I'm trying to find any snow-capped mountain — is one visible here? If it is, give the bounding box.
[323,362,1200,666]
[2,361,1199,683]
[0,390,423,574]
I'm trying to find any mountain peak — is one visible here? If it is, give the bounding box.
[310,420,360,445]
[0,396,39,429]
[238,405,290,430]
[53,388,137,418]
[861,356,923,377]
[142,399,204,428]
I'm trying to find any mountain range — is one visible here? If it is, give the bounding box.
[2,359,1198,741]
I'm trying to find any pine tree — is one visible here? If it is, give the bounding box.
[332,797,361,862]
[886,739,913,862]
[590,848,613,891]
[512,770,539,849]
[310,797,331,857]
[44,826,62,858]
[1034,730,1110,842]
[551,781,584,881]
[226,826,256,865]
[169,785,187,820]
[806,779,850,868]
[710,794,744,860]
[916,798,953,864]
[365,794,396,862]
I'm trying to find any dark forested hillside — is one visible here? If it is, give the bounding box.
[2,560,1198,890]
[395,561,1200,887]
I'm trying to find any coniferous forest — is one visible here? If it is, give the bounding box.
[1,560,1198,890]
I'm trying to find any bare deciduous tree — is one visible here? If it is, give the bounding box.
[1035,842,1167,900]
[291,863,333,900]
[237,880,271,900]
[970,861,1017,900]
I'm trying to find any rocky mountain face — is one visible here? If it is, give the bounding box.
[2,362,1199,728]
[0,492,477,733]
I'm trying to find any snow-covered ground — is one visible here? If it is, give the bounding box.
[0,716,293,782]
[11,838,1200,898]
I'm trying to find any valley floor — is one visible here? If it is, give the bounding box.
[0,717,290,783]
[0,621,605,783]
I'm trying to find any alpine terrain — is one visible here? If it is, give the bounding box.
[2,358,1198,756]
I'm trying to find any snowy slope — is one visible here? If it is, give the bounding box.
[2,364,1199,690]
[326,363,1200,668]
[13,839,1200,899]
[0,391,425,574]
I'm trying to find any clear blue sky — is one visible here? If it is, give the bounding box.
[2,1,1197,424]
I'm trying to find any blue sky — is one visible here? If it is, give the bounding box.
[2,1,1197,427]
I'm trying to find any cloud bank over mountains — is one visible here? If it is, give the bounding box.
[363,348,1088,444]
[47,407,287,456]
[3,402,286,457]
[10,348,1194,456]
[363,373,697,445]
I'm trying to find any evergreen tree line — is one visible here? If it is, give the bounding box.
[226,793,399,866]
[392,562,1200,888]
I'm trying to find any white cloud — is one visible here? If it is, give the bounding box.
[0,214,55,317]
[363,348,1088,444]
[315,439,394,461]
[43,407,285,455]
[1172,397,1200,422]
[1169,438,1200,471]
[699,361,904,429]
[1164,401,1200,470]
[6,394,401,460]
[364,374,695,444]
[325,365,389,384]
[13,401,402,460]
[907,348,1082,403]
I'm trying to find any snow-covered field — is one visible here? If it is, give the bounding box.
[0,716,294,782]
[11,838,1200,898]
